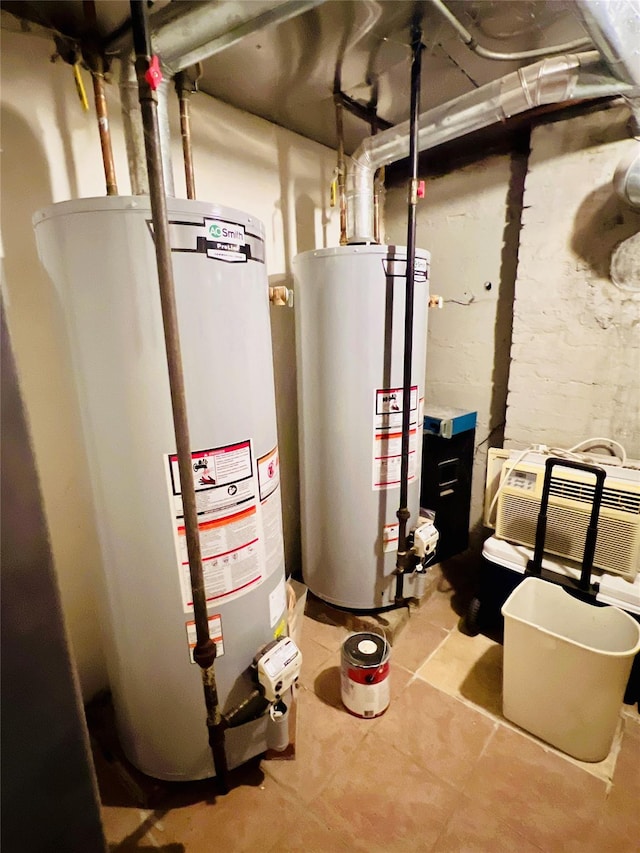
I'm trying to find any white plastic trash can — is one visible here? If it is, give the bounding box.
[501,577,640,762]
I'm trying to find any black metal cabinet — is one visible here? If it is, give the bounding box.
[420,408,476,563]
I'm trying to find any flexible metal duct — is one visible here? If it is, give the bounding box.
[576,0,640,209]
[118,0,324,194]
[614,142,640,209]
[576,0,640,89]
[347,52,640,243]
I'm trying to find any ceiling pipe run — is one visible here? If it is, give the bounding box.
[430,0,592,62]
[117,0,324,196]
[347,51,640,243]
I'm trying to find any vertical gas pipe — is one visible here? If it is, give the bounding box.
[395,25,423,602]
[129,0,229,792]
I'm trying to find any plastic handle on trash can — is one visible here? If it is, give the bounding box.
[529,457,606,593]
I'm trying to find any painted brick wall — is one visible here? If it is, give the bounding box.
[505,106,640,459]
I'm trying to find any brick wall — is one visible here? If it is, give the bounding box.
[505,106,640,458]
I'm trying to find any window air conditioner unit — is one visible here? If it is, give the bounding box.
[488,450,640,580]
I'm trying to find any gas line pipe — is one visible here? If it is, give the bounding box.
[395,23,423,603]
[129,0,229,793]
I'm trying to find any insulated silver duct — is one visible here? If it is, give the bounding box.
[120,57,174,196]
[347,51,640,243]
[576,0,640,89]
[151,0,324,77]
[576,0,640,210]
[118,0,324,195]
[614,142,640,209]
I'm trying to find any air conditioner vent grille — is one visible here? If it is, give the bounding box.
[548,478,640,515]
[497,495,638,578]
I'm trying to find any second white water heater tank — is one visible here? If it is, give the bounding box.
[293,245,430,609]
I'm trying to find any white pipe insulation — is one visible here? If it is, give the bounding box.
[347,51,640,242]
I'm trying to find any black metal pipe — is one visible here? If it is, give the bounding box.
[129,0,229,792]
[395,25,423,603]
[335,91,393,131]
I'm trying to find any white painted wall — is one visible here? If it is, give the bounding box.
[385,155,521,539]
[1,28,338,699]
[506,106,640,458]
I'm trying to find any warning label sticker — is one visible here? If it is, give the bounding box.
[383,522,399,553]
[186,614,224,664]
[373,386,419,490]
[258,446,284,578]
[166,440,265,612]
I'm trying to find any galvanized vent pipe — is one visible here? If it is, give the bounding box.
[576,0,640,91]
[347,51,640,243]
[576,0,640,209]
[116,0,323,196]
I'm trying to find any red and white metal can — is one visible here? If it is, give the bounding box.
[341,632,391,718]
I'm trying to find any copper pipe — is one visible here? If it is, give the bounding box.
[175,70,198,200]
[92,67,118,196]
[83,0,118,196]
[334,94,347,245]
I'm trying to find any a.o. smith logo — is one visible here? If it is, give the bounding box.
[206,219,245,247]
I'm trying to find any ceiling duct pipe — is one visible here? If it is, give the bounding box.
[575,0,640,210]
[575,0,640,91]
[116,0,324,195]
[347,51,640,243]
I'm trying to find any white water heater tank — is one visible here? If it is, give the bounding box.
[293,245,430,610]
[33,197,287,781]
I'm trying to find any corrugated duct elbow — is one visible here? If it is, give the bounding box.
[346,51,636,243]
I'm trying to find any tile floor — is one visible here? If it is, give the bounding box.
[98,574,639,852]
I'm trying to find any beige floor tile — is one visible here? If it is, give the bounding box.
[391,615,448,673]
[432,796,544,853]
[416,627,503,717]
[417,627,624,784]
[149,777,296,853]
[302,613,349,652]
[265,805,370,853]
[415,587,461,631]
[464,724,607,851]
[372,679,496,790]
[261,686,370,803]
[312,736,459,852]
[298,635,335,690]
[101,805,158,849]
